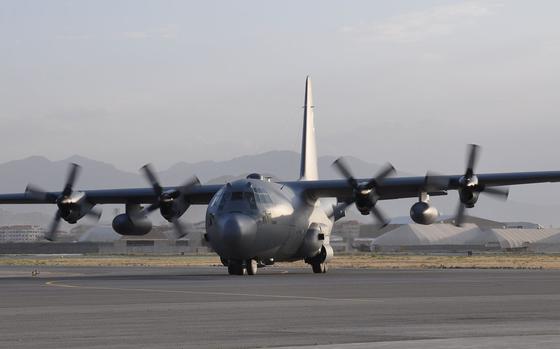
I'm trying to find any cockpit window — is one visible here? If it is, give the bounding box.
[231,192,243,201]
[218,190,257,211]
[218,191,230,211]
[209,187,225,207]
[244,192,257,209]
[253,187,273,204]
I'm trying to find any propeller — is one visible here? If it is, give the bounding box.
[326,201,353,221]
[25,163,102,241]
[453,144,509,226]
[139,163,200,239]
[332,157,396,228]
[167,219,199,240]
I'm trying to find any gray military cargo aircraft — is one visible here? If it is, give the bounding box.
[1,77,560,275]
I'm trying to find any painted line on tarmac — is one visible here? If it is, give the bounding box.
[44,280,382,303]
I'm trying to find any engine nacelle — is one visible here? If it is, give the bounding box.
[458,188,480,208]
[410,201,439,225]
[458,175,480,208]
[112,213,152,236]
[355,189,376,215]
[58,191,94,224]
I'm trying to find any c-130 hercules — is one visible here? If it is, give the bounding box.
[1,77,560,275]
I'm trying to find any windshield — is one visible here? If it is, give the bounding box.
[218,190,257,211]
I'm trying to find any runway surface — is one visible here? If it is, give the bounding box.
[1,265,560,348]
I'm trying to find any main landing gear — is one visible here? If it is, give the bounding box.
[311,261,328,274]
[227,259,258,275]
[305,245,333,274]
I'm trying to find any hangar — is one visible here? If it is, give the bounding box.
[371,223,560,252]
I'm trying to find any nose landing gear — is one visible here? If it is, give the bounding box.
[227,259,258,275]
[246,259,258,275]
[227,261,244,275]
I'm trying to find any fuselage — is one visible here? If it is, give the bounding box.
[205,174,333,263]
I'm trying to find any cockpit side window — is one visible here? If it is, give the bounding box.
[209,187,225,208]
[218,191,230,211]
[244,191,257,209]
[253,187,273,205]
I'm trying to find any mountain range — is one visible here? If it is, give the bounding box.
[1,151,560,227]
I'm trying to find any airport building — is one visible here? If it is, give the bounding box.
[371,223,560,253]
[79,222,210,254]
[0,225,44,242]
[1,216,559,254]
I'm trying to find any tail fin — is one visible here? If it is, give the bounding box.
[299,76,319,181]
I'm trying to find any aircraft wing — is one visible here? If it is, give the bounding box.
[455,171,560,187]
[287,178,446,201]
[1,171,560,205]
[291,171,560,201]
[0,184,224,205]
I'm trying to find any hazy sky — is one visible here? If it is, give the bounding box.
[1,0,560,176]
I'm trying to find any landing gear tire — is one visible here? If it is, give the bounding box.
[246,259,258,275]
[227,260,244,275]
[311,262,328,274]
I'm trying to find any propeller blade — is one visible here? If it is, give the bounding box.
[177,176,201,195]
[374,163,396,182]
[140,163,163,196]
[366,162,396,189]
[424,171,450,191]
[482,186,509,200]
[465,144,480,177]
[170,218,188,239]
[25,184,50,201]
[326,201,353,220]
[44,210,62,241]
[370,206,390,228]
[454,202,467,227]
[85,206,103,221]
[332,157,358,189]
[62,163,81,196]
[143,202,161,213]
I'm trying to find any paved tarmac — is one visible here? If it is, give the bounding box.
[1,265,560,348]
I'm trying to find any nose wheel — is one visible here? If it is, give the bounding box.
[227,259,258,275]
[246,259,258,275]
[227,261,244,275]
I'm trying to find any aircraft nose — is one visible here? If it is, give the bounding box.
[218,213,257,248]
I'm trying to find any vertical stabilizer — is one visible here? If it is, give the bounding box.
[300,76,319,180]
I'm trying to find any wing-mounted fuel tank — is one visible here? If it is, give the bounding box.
[410,194,439,225]
[112,204,152,236]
